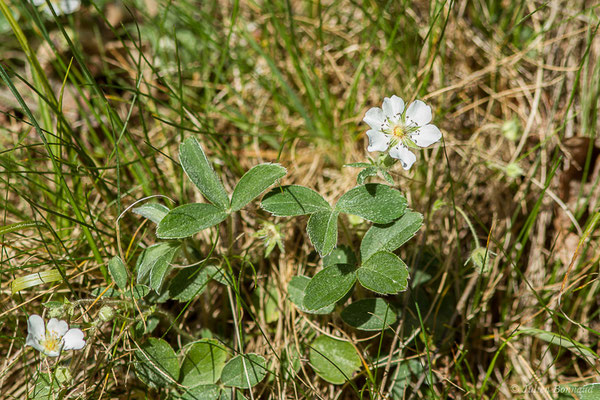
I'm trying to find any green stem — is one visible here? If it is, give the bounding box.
[454,205,481,248]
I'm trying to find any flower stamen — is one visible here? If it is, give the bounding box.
[41,330,62,353]
[392,124,406,139]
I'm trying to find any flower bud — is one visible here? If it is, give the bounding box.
[98,306,115,322]
[502,119,520,141]
[468,247,493,273]
[505,162,524,179]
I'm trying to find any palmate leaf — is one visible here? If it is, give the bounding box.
[220,354,268,389]
[136,242,180,289]
[178,385,221,400]
[360,210,423,261]
[230,163,286,212]
[309,336,361,384]
[156,203,227,239]
[167,265,217,302]
[180,340,228,386]
[132,203,170,224]
[108,256,128,290]
[335,184,406,224]
[307,210,339,256]
[287,276,334,315]
[179,137,229,210]
[322,245,357,268]
[304,264,356,310]
[341,298,397,331]
[261,185,330,216]
[357,251,409,294]
[135,338,179,388]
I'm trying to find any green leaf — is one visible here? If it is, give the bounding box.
[130,285,150,299]
[335,184,407,223]
[132,203,170,224]
[578,384,600,400]
[31,373,60,400]
[219,391,249,400]
[261,185,330,216]
[43,301,63,310]
[179,137,229,209]
[307,211,339,256]
[178,384,221,400]
[91,286,119,298]
[167,266,216,302]
[221,354,268,389]
[135,338,179,388]
[108,256,128,290]
[309,336,361,384]
[11,269,62,294]
[231,163,286,212]
[0,220,45,236]
[287,276,334,315]
[322,245,357,268]
[357,252,409,294]
[516,328,598,361]
[136,242,180,285]
[390,360,425,397]
[304,264,356,310]
[360,211,423,261]
[157,203,227,239]
[180,339,228,386]
[133,316,160,337]
[341,298,397,331]
[380,169,394,185]
[357,166,378,185]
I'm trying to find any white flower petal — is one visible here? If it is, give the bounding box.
[45,349,61,357]
[389,145,417,170]
[383,96,405,122]
[405,100,432,127]
[31,0,45,5]
[47,318,69,336]
[366,129,390,152]
[411,124,442,147]
[62,329,86,350]
[59,0,80,13]
[26,334,45,352]
[27,315,45,338]
[390,95,405,116]
[40,4,56,15]
[363,107,386,130]
[381,98,394,119]
[26,315,45,349]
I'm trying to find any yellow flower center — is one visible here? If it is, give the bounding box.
[41,330,62,353]
[392,124,406,139]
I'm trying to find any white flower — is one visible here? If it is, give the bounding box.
[363,95,442,170]
[31,0,81,16]
[26,314,86,357]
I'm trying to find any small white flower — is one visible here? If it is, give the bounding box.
[31,0,81,16]
[26,314,86,357]
[363,95,442,170]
